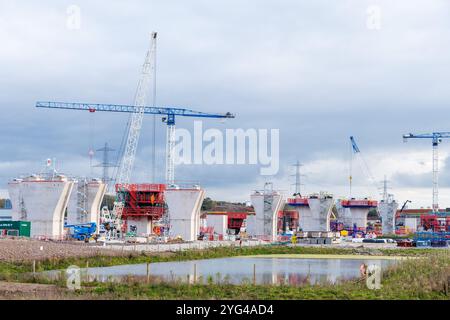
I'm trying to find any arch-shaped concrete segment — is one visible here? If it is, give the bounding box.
[336,201,378,230]
[296,195,334,232]
[165,188,205,241]
[8,179,74,238]
[249,191,284,241]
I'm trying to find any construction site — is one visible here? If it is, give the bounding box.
[1,32,449,248]
[0,28,449,302]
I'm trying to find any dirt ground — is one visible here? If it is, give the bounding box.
[0,281,56,292]
[0,281,70,299]
[0,237,414,263]
[0,238,125,262]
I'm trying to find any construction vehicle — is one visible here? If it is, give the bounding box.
[399,200,412,212]
[65,222,97,242]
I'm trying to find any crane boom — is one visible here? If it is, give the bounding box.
[111,32,157,235]
[348,136,377,197]
[36,101,234,119]
[403,132,450,212]
[118,32,157,186]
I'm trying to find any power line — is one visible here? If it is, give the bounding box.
[291,160,305,195]
[94,142,118,189]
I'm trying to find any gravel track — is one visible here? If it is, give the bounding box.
[0,238,125,262]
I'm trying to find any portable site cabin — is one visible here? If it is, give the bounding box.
[0,221,31,237]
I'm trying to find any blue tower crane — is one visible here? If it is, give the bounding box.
[36,101,235,184]
[403,132,450,212]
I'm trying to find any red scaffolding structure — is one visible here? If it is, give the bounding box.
[278,210,299,232]
[287,197,309,206]
[420,214,450,232]
[115,183,166,218]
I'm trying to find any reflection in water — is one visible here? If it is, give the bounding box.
[45,257,398,286]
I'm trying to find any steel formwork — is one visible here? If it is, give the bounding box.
[115,183,166,218]
[340,199,378,208]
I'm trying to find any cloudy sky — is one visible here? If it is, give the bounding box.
[1,0,450,209]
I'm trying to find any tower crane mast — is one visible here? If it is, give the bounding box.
[403,131,450,212]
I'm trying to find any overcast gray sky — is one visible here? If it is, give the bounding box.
[1,0,450,208]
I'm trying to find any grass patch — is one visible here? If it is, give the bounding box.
[0,245,448,299]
